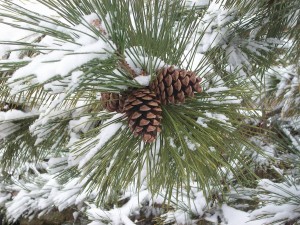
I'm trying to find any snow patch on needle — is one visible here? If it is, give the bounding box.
[78,114,123,169]
[134,75,151,86]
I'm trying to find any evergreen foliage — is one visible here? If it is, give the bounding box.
[0,0,299,224]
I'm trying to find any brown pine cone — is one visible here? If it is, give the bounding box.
[123,88,162,143]
[150,66,202,105]
[101,93,125,113]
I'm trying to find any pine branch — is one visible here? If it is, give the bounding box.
[0,1,299,223]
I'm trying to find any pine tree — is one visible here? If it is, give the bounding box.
[0,0,299,224]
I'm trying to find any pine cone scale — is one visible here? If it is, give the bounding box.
[172,70,179,80]
[152,119,160,126]
[190,73,196,83]
[165,75,172,86]
[152,107,162,112]
[148,101,159,107]
[147,112,156,119]
[140,105,151,111]
[131,112,142,119]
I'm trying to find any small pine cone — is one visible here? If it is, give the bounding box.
[101,93,125,113]
[123,88,162,143]
[150,66,202,105]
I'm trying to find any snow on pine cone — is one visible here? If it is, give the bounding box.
[123,88,162,143]
[149,66,202,105]
[101,92,125,113]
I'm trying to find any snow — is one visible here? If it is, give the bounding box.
[29,108,68,145]
[185,0,210,7]
[162,189,208,224]
[0,193,11,206]
[205,96,242,105]
[251,204,300,224]
[196,117,208,128]
[54,179,82,212]
[0,110,37,122]
[199,1,235,52]
[257,179,300,200]
[225,44,250,71]
[87,190,149,225]
[4,11,115,94]
[78,114,123,169]
[164,210,192,224]
[184,136,199,151]
[125,46,167,76]
[248,138,276,166]
[4,173,59,222]
[0,22,33,58]
[67,115,94,149]
[221,204,262,225]
[8,38,113,87]
[206,87,229,93]
[204,112,230,124]
[9,0,56,16]
[134,75,151,86]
